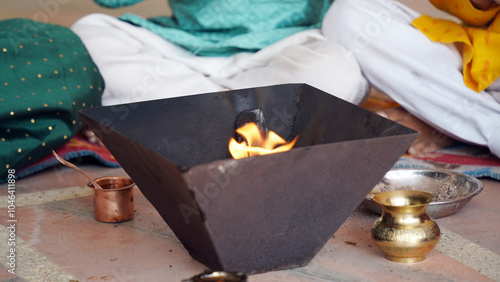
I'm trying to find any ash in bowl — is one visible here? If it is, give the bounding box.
[363,169,483,218]
[371,176,467,201]
[433,176,468,201]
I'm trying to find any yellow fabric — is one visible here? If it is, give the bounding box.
[412,0,500,92]
[429,0,500,26]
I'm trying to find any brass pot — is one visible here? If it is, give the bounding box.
[182,271,247,282]
[88,176,135,223]
[371,190,440,263]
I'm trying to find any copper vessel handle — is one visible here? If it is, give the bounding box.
[51,150,103,189]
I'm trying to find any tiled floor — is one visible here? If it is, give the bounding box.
[1,1,500,281]
[1,165,499,281]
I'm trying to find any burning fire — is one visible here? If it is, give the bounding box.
[229,123,298,159]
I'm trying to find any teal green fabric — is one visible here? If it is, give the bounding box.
[0,19,104,179]
[94,0,332,56]
[94,0,144,8]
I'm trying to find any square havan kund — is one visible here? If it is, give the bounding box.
[79,84,417,274]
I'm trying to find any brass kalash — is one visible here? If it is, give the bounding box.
[79,84,418,274]
[371,190,441,263]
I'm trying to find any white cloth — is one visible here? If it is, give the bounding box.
[71,13,369,107]
[322,0,500,158]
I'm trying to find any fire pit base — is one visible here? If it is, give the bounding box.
[80,84,418,274]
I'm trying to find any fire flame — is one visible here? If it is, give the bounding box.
[228,123,298,159]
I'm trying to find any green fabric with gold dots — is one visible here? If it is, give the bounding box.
[1,18,104,179]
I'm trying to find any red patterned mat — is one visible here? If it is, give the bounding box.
[9,135,120,182]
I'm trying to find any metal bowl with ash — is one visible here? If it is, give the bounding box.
[363,169,484,218]
[79,84,418,274]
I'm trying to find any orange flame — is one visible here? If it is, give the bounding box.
[228,123,298,159]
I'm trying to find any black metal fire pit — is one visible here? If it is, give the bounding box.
[79,84,418,274]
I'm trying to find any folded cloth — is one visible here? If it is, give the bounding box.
[72,14,369,106]
[0,18,104,179]
[93,0,331,56]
